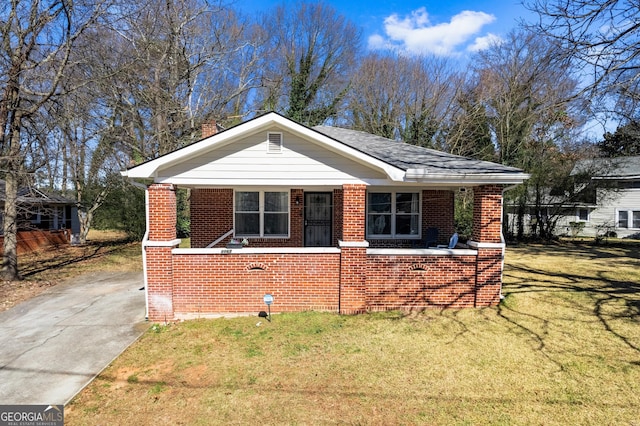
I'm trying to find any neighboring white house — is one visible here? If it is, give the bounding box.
[507,156,640,239]
[575,156,640,238]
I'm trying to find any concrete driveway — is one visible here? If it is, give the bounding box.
[0,271,146,405]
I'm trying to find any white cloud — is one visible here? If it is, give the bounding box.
[468,33,503,52]
[368,7,497,56]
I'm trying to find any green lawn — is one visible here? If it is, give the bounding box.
[66,242,640,425]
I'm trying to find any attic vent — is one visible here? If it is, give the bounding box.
[267,132,282,153]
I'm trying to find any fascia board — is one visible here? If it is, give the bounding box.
[405,169,530,185]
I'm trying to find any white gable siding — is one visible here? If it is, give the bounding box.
[157,128,387,185]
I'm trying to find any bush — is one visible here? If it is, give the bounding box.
[568,221,585,238]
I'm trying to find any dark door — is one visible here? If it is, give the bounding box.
[304,192,332,247]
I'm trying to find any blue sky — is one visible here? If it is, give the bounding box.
[236,0,533,57]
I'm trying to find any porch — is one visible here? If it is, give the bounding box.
[143,183,505,321]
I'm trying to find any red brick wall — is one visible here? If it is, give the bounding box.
[191,189,233,248]
[172,253,341,314]
[366,254,477,309]
[146,182,506,320]
[191,188,304,248]
[338,184,368,313]
[341,184,366,241]
[0,230,69,255]
[146,247,175,321]
[473,185,503,243]
[148,184,176,240]
[423,190,455,245]
[290,189,304,246]
[475,248,503,307]
[339,247,368,314]
[167,251,486,317]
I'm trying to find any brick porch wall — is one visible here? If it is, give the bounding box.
[172,252,340,314]
[366,255,477,309]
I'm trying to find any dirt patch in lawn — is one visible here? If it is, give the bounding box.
[0,230,141,312]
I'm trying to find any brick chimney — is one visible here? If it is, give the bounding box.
[202,120,218,138]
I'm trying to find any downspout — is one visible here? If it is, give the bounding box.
[131,181,150,320]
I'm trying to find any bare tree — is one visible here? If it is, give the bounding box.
[0,0,112,280]
[525,0,640,118]
[257,1,361,125]
[471,30,587,239]
[93,0,261,163]
[346,53,407,139]
[445,80,496,161]
[347,52,461,148]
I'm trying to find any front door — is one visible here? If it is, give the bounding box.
[304,192,332,247]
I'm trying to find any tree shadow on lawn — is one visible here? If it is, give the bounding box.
[502,258,640,362]
[19,238,136,279]
[507,239,640,262]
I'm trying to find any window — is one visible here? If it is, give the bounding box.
[577,208,589,222]
[617,209,640,229]
[367,192,420,238]
[235,191,289,237]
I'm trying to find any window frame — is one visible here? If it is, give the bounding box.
[366,190,421,239]
[234,190,290,238]
[616,208,640,229]
[576,207,590,222]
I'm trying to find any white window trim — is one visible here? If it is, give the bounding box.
[366,190,421,239]
[234,189,290,238]
[576,207,590,222]
[616,208,640,229]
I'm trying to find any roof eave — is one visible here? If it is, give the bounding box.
[404,170,530,185]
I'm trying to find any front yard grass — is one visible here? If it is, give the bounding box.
[65,241,640,425]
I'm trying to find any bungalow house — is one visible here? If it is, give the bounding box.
[122,112,529,322]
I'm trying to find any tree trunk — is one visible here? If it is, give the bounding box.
[76,186,108,245]
[77,209,92,245]
[1,172,20,281]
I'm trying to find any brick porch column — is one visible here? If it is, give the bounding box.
[469,185,504,307]
[145,183,179,322]
[339,184,368,314]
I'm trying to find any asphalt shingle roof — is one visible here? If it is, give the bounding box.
[313,125,523,176]
[572,156,640,179]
